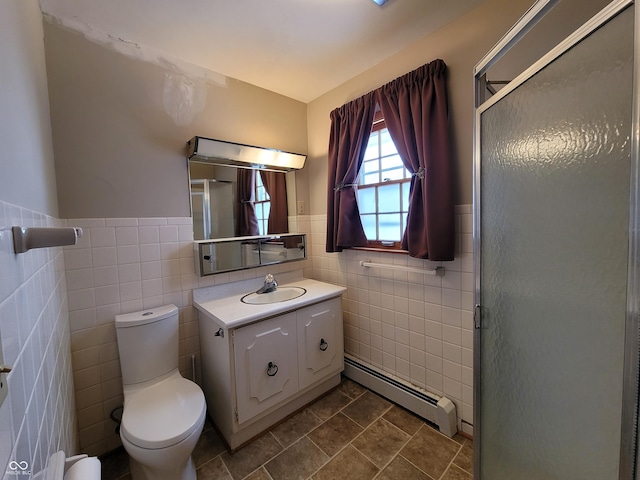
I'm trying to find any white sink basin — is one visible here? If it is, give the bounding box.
[241,287,307,305]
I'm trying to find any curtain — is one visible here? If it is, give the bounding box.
[376,59,455,260]
[236,169,259,236]
[326,91,377,252]
[259,170,288,234]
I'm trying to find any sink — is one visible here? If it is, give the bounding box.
[241,287,307,305]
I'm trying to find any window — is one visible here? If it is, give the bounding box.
[357,118,411,249]
[254,173,270,235]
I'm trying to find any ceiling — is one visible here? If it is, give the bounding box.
[39,0,485,103]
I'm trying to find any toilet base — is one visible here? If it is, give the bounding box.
[129,455,196,480]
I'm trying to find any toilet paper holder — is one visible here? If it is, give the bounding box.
[12,226,83,254]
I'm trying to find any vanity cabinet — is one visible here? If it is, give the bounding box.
[197,295,344,450]
[234,312,299,424]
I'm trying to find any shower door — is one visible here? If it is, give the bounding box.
[474,1,639,479]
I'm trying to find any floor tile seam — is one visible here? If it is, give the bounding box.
[270,404,332,449]
[196,445,228,471]
[258,467,276,480]
[252,465,276,480]
[349,437,410,475]
[396,452,438,480]
[222,432,281,480]
[308,389,356,422]
[450,441,472,474]
[442,463,471,479]
[339,386,368,401]
[388,421,438,480]
[302,432,378,480]
[341,402,395,429]
[215,455,236,480]
[430,436,464,480]
[264,434,331,475]
[348,415,414,468]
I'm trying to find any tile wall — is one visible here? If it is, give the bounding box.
[0,201,76,479]
[62,208,473,456]
[62,216,311,456]
[304,206,474,435]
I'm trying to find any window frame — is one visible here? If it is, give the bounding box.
[254,172,270,236]
[356,113,411,253]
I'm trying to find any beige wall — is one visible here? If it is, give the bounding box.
[306,0,535,214]
[44,23,308,219]
[0,1,59,215]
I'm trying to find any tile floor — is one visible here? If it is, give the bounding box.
[101,378,473,480]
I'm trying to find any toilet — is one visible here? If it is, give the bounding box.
[115,304,206,480]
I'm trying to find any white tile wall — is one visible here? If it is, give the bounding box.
[62,216,311,456]
[303,205,474,434]
[0,201,76,479]
[62,210,473,452]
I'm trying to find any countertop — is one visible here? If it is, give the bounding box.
[193,274,346,329]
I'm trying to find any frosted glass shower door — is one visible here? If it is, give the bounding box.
[476,5,634,480]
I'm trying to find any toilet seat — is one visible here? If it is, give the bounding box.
[121,377,206,449]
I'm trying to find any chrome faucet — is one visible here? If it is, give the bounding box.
[256,274,278,294]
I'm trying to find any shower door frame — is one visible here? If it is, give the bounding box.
[472,0,640,478]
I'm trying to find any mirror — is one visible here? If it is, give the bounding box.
[194,234,307,276]
[189,161,297,240]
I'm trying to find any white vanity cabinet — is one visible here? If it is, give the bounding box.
[233,312,299,424]
[296,298,343,391]
[196,287,344,451]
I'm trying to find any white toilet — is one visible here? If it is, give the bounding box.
[115,304,206,480]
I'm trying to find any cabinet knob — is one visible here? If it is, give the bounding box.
[319,338,328,351]
[266,362,278,377]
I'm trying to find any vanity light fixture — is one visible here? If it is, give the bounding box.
[186,136,306,172]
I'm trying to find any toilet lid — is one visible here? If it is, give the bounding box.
[121,377,205,449]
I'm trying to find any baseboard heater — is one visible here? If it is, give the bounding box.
[343,355,457,438]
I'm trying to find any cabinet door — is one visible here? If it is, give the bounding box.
[234,313,298,424]
[297,297,344,391]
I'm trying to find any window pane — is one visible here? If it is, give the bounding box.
[361,214,377,239]
[264,202,270,218]
[380,130,396,156]
[402,213,408,237]
[363,132,379,160]
[381,167,405,182]
[363,172,379,185]
[362,159,380,174]
[402,182,411,210]
[381,154,405,171]
[378,184,400,213]
[379,214,401,241]
[358,188,376,214]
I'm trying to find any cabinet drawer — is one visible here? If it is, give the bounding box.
[233,313,298,424]
[297,297,344,391]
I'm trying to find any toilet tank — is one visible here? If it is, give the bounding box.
[115,304,179,385]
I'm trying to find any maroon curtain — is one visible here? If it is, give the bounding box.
[326,91,377,252]
[259,170,288,234]
[236,169,259,236]
[375,59,455,260]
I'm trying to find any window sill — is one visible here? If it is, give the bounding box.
[351,246,408,255]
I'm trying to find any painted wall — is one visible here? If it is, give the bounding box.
[44,23,308,220]
[0,1,76,477]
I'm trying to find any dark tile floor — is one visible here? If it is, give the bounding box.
[101,377,473,480]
